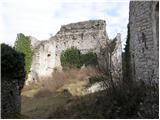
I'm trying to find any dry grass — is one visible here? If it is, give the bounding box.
[21,66,103,118]
[57,80,89,96]
[22,83,40,92]
[38,75,68,92]
[21,92,72,119]
[23,66,101,93]
[48,80,159,119]
[34,88,52,98]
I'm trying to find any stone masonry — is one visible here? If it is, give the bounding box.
[129,1,159,83]
[111,33,122,79]
[28,20,122,82]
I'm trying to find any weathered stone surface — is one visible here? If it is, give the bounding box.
[1,80,21,117]
[111,33,122,79]
[29,36,41,50]
[129,1,159,83]
[28,20,122,82]
[53,20,108,69]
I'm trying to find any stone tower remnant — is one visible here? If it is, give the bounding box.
[129,1,159,83]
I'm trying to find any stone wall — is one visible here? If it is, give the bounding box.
[98,33,122,79]
[53,20,108,69]
[28,20,122,82]
[129,1,159,83]
[1,80,21,117]
[28,20,110,81]
[111,33,122,80]
[29,40,56,80]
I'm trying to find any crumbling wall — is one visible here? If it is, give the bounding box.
[29,20,123,82]
[111,33,122,80]
[28,40,56,82]
[53,20,108,69]
[1,80,21,117]
[29,20,109,80]
[129,1,159,83]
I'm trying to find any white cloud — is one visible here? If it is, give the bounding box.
[0,1,5,43]
[0,0,129,48]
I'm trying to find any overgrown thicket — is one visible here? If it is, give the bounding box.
[14,33,32,78]
[1,43,25,81]
[49,79,158,119]
[60,47,97,69]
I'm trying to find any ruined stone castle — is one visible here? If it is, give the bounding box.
[129,1,159,83]
[28,20,122,82]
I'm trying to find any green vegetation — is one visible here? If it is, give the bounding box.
[60,47,97,69]
[122,23,131,81]
[14,33,32,78]
[61,47,82,69]
[81,52,97,66]
[1,43,25,80]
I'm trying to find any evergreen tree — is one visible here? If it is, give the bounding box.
[122,23,131,82]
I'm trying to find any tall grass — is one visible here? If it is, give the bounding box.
[23,66,101,93]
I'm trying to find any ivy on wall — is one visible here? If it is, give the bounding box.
[14,33,32,79]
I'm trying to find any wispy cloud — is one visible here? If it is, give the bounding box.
[0,0,129,47]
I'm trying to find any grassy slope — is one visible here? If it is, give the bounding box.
[21,80,88,119]
[21,92,72,119]
[21,67,100,118]
[20,67,158,119]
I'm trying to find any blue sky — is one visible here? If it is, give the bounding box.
[0,0,129,48]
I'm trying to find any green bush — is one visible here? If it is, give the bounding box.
[81,52,98,66]
[1,43,25,81]
[61,47,82,69]
[14,33,32,79]
[60,47,98,69]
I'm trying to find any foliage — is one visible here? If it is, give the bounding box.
[1,43,25,81]
[61,47,82,69]
[14,33,32,78]
[81,52,98,66]
[60,47,97,69]
[122,23,131,82]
